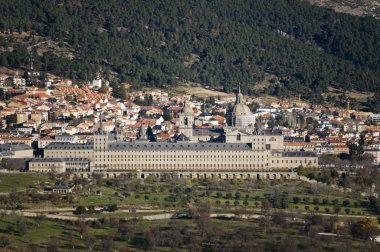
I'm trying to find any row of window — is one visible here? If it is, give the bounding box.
[94,163,267,168]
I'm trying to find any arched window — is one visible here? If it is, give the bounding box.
[184,117,188,126]
[237,133,241,141]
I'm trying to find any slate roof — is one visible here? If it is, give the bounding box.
[45,142,93,150]
[281,152,318,157]
[30,158,89,163]
[108,142,252,151]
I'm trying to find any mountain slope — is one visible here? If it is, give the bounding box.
[0,0,380,100]
[306,0,380,19]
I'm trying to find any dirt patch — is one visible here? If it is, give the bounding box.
[172,82,236,101]
[306,0,380,19]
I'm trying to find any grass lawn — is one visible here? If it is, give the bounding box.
[0,173,52,193]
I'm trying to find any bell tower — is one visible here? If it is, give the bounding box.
[94,113,108,150]
[179,101,194,140]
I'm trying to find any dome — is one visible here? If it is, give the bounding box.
[229,85,255,127]
[233,103,253,116]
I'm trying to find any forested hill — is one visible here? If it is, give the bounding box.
[1,0,380,99]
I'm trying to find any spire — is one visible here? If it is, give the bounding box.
[99,113,104,134]
[236,83,244,104]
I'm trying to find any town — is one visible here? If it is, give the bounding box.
[0,71,380,251]
[0,72,379,173]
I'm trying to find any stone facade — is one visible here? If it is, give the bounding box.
[29,158,90,173]
[41,133,318,175]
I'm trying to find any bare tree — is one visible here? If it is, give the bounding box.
[118,223,134,241]
[101,235,115,252]
[84,235,96,251]
[189,200,212,238]
[46,236,59,252]
[0,235,10,248]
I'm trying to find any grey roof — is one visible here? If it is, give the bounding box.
[45,142,93,150]
[0,151,12,157]
[52,185,70,189]
[108,142,252,151]
[282,152,318,157]
[30,158,89,163]
[0,143,32,151]
[193,128,223,136]
[52,182,70,189]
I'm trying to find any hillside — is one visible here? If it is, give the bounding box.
[307,0,380,19]
[1,0,380,102]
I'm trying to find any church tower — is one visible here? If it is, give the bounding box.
[179,101,194,140]
[94,113,108,150]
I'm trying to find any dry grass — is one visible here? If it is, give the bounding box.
[325,86,374,103]
[172,82,236,101]
[306,0,380,19]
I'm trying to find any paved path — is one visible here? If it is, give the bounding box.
[0,207,377,222]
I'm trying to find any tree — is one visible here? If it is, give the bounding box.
[146,126,156,142]
[16,219,27,235]
[342,199,350,207]
[272,211,287,226]
[84,235,96,251]
[348,143,364,162]
[118,223,134,241]
[106,204,118,212]
[243,200,249,208]
[322,198,329,205]
[0,235,10,248]
[334,205,341,215]
[313,198,319,205]
[101,235,115,252]
[351,218,378,240]
[46,236,59,252]
[293,196,301,204]
[189,200,212,237]
[73,205,86,215]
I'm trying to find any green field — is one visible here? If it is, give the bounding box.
[0,173,52,193]
[0,173,379,251]
[0,213,378,251]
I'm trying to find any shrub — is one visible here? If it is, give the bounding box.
[293,196,301,204]
[74,206,86,215]
[313,198,319,205]
[351,218,379,240]
[303,197,310,204]
[107,204,118,212]
[342,199,350,207]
